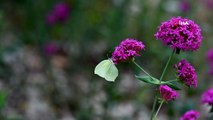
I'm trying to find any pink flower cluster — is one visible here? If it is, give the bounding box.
[46,2,70,25]
[207,49,213,75]
[112,38,145,64]
[44,43,60,56]
[179,0,191,13]
[159,85,178,101]
[174,60,197,87]
[201,88,213,106]
[180,110,199,120]
[155,16,202,51]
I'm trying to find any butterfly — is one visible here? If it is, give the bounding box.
[94,59,118,82]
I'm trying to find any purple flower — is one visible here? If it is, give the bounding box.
[159,85,178,101]
[46,13,57,25]
[203,0,213,9]
[111,38,145,64]
[155,16,202,51]
[179,0,191,12]
[53,2,70,22]
[174,60,198,87]
[207,49,213,75]
[44,43,60,56]
[46,2,70,25]
[201,88,213,106]
[180,110,199,120]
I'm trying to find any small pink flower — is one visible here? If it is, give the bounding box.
[46,2,70,25]
[53,2,70,22]
[112,38,145,64]
[207,49,213,75]
[174,60,198,87]
[201,88,213,106]
[44,43,60,56]
[159,85,178,101]
[46,13,57,25]
[180,110,199,120]
[180,0,191,12]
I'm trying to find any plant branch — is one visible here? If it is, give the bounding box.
[154,100,164,119]
[132,60,154,79]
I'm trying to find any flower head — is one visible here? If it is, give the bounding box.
[202,0,213,9]
[207,49,213,61]
[46,2,70,25]
[159,85,178,101]
[155,16,202,51]
[44,43,60,56]
[174,60,197,87]
[46,14,57,25]
[207,49,213,75]
[180,0,191,13]
[53,2,70,22]
[111,38,145,64]
[180,110,199,120]
[201,88,213,106]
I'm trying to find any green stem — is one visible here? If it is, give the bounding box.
[150,96,157,119]
[132,60,153,79]
[159,50,175,82]
[154,100,164,119]
[150,50,175,120]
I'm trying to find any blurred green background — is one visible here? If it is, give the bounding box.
[0,0,212,120]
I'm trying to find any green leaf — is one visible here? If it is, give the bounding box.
[135,75,160,85]
[0,91,6,108]
[166,82,181,90]
[94,59,118,82]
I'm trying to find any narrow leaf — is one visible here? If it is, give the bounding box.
[166,83,181,90]
[136,75,160,85]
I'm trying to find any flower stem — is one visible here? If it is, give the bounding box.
[132,60,153,79]
[150,50,175,120]
[159,50,175,82]
[150,96,157,119]
[154,100,164,119]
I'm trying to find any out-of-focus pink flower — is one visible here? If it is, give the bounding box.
[202,0,213,9]
[44,43,60,56]
[207,49,213,75]
[46,13,57,25]
[180,110,199,120]
[46,2,70,25]
[179,0,191,12]
[201,88,213,106]
[53,2,70,22]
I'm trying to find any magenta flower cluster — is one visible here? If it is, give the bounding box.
[174,60,197,87]
[44,43,60,56]
[111,38,145,64]
[203,0,213,9]
[179,0,191,12]
[180,110,199,120]
[159,85,178,101]
[155,16,202,51]
[46,2,70,25]
[207,49,213,75]
[201,88,213,106]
